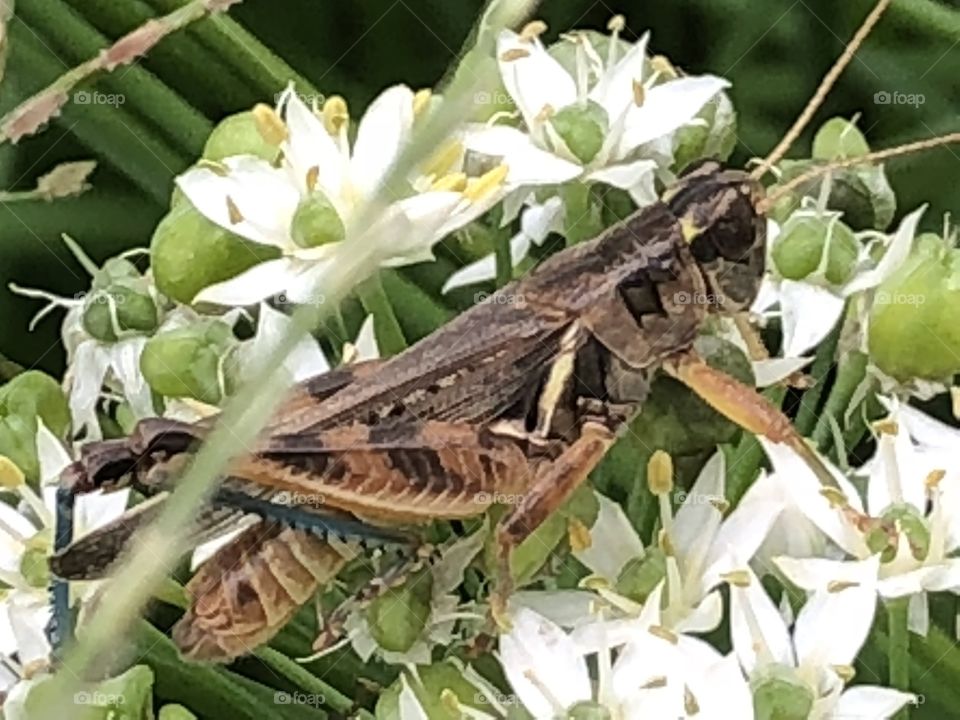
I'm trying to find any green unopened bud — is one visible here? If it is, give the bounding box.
[674,91,737,171]
[881,503,931,562]
[366,568,433,653]
[151,201,281,304]
[290,190,346,248]
[772,213,859,285]
[869,240,960,381]
[616,548,666,602]
[140,321,238,404]
[0,371,70,438]
[812,117,870,161]
[91,257,140,289]
[551,100,609,164]
[751,664,815,720]
[567,701,613,720]
[82,285,159,342]
[202,110,280,163]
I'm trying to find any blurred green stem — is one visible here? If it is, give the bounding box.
[812,350,868,454]
[794,324,840,436]
[358,274,407,355]
[494,229,513,288]
[887,598,911,720]
[255,646,368,717]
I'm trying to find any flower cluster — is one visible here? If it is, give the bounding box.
[2,13,959,720]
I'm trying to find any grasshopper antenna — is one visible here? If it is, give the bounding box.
[758,132,960,213]
[750,0,893,181]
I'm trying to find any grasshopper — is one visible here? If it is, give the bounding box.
[49,0,958,663]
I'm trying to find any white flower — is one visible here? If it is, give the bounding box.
[773,400,960,635]
[500,585,752,719]
[177,86,507,306]
[729,564,915,719]
[450,25,728,290]
[0,422,127,685]
[752,206,925,359]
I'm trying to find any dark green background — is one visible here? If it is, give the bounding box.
[1,0,958,372]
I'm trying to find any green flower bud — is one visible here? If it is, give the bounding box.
[551,101,609,164]
[812,117,870,160]
[0,370,70,438]
[416,661,498,716]
[140,321,238,404]
[0,416,39,484]
[81,285,160,342]
[616,548,666,603]
[771,214,859,285]
[290,190,346,249]
[365,568,433,653]
[881,503,931,562]
[202,110,279,163]
[674,92,737,172]
[21,545,50,589]
[567,701,613,720]
[751,664,815,720]
[869,241,960,381]
[151,201,281,304]
[91,257,141,289]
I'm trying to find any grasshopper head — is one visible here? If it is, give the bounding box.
[664,160,766,313]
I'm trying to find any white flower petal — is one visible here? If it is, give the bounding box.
[193,258,298,306]
[109,337,153,419]
[778,280,846,358]
[279,87,345,204]
[464,124,583,186]
[353,314,380,361]
[752,356,813,388]
[350,85,415,199]
[793,581,877,668]
[907,591,930,635]
[588,32,650,119]
[729,568,794,675]
[35,421,71,486]
[843,206,926,295]
[245,303,329,382]
[573,493,644,582]
[176,158,300,247]
[673,452,725,562]
[833,686,917,719]
[7,594,51,667]
[66,341,111,439]
[509,590,598,629]
[620,76,729,151]
[497,30,577,130]
[586,159,658,206]
[750,275,781,316]
[675,589,724,634]
[500,607,591,718]
[694,653,754,720]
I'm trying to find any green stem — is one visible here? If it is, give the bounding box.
[561,182,603,246]
[794,324,840,436]
[887,598,911,720]
[358,274,408,355]
[494,229,513,288]
[812,350,868,454]
[254,646,367,718]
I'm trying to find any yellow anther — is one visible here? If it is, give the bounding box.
[568,517,592,552]
[439,689,461,713]
[413,88,433,118]
[709,497,730,514]
[305,165,320,193]
[534,103,555,123]
[322,95,349,134]
[648,625,679,645]
[580,575,612,591]
[647,450,674,495]
[607,15,626,32]
[252,103,288,145]
[872,418,899,436]
[632,79,646,107]
[197,159,229,176]
[827,579,860,593]
[423,140,464,179]
[832,664,856,683]
[432,172,468,193]
[720,570,752,588]
[225,196,244,225]
[926,469,947,490]
[463,164,508,201]
[0,456,25,489]
[500,48,531,62]
[684,687,700,716]
[520,20,548,41]
[951,386,960,419]
[651,55,678,79]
